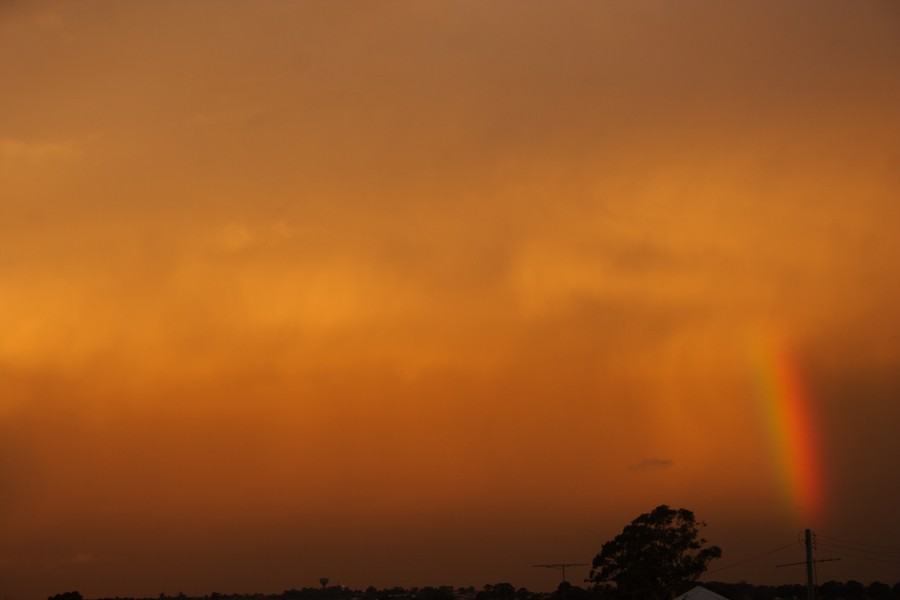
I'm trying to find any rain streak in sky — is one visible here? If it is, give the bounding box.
[1,2,900,599]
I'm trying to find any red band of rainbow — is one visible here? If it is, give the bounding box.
[749,332,825,524]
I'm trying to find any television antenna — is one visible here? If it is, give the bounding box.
[533,563,590,600]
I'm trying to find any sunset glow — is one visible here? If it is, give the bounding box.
[2,2,900,599]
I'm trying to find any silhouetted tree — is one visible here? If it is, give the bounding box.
[49,593,83,600]
[477,584,517,600]
[820,581,844,600]
[706,581,774,600]
[844,581,865,600]
[587,505,721,600]
[775,584,805,599]
[869,582,892,600]
[553,582,592,600]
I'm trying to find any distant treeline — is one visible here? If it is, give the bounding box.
[54,580,900,600]
[703,581,900,600]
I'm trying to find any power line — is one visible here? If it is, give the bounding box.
[816,549,900,565]
[816,535,900,553]
[774,530,822,600]
[704,541,801,576]
[816,542,900,559]
[587,541,801,600]
[776,559,840,568]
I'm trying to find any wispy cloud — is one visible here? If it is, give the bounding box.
[32,8,64,30]
[208,221,293,254]
[629,458,674,472]
[45,552,107,570]
[189,108,260,127]
[0,134,98,161]
[63,552,102,565]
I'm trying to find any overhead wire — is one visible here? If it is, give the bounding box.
[704,541,802,577]
[816,535,900,553]
[591,540,803,600]
[816,542,900,560]
[814,534,900,565]
[816,548,900,565]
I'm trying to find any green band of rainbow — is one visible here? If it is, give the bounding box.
[750,333,824,523]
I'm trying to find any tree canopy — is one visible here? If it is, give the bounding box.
[588,505,721,600]
[49,593,83,600]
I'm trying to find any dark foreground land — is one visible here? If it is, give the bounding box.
[51,580,900,600]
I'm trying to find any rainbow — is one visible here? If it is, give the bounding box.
[749,332,825,524]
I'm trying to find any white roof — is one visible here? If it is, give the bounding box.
[674,586,730,600]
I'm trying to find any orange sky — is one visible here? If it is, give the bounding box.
[2,2,900,599]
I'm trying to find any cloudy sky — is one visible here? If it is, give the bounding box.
[2,2,899,599]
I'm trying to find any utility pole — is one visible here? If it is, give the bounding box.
[805,529,815,600]
[534,563,588,586]
[533,563,590,600]
[776,528,840,600]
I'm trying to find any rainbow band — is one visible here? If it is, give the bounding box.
[750,333,824,523]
